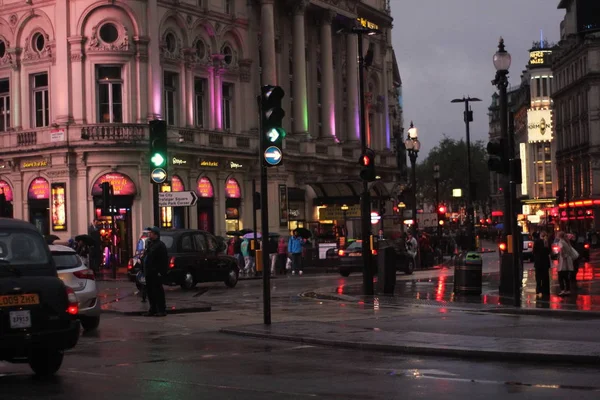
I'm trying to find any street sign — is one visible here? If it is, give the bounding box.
[151,168,167,184]
[264,146,282,166]
[158,191,198,207]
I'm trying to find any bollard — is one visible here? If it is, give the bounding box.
[376,244,396,294]
[454,251,482,295]
[255,249,263,272]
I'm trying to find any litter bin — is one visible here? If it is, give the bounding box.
[454,251,482,295]
[377,243,396,294]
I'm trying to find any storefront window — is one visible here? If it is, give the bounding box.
[0,180,14,218]
[28,177,50,235]
[225,178,241,233]
[197,176,215,233]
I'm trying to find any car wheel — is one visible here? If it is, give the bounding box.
[180,271,197,290]
[81,316,100,332]
[28,349,64,377]
[405,259,415,275]
[340,271,350,277]
[225,268,239,288]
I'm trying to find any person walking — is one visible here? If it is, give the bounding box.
[557,231,577,297]
[268,236,278,276]
[277,236,288,274]
[532,231,551,298]
[241,237,252,276]
[143,226,168,317]
[288,230,304,276]
[232,234,243,270]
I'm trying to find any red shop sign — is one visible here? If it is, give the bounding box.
[225,178,241,199]
[92,173,137,196]
[0,180,13,202]
[28,177,49,200]
[171,176,185,192]
[197,177,214,198]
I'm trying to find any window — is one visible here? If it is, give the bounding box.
[180,234,194,252]
[222,82,233,131]
[163,71,178,126]
[31,73,49,127]
[0,40,5,59]
[224,0,232,14]
[193,233,207,252]
[32,33,45,54]
[222,45,233,65]
[195,40,206,61]
[99,23,119,44]
[165,33,177,53]
[0,80,10,132]
[194,78,207,128]
[97,66,123,123]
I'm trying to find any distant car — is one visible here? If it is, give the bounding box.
[0,219,80,376]
[522,233,534,262]
[333,239,415,277]
[551,237,590,261]
[50,244,101,331]
[133,229,239,290]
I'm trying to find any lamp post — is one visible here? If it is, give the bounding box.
[341,204,349,234]
[404,121,420,239]
[492,37,519,305]
[434,163,441,237]
[451,96,481,251]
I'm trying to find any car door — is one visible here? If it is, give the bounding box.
[177,233,197,280]
[191,232,210,281]
[203,233,226,280]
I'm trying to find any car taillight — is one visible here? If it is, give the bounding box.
[499,243,507,251]
[169,257,176,269]
[127,259,134,270]
[372,249,378,255]
[552,245,559,252]
[584,243,590,249]
[338,250,344,256]
[528,242,533,248]
[66,287,78,315]
[73,269,95,280]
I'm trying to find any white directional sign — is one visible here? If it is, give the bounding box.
[158,191,198,207]
[151,168,167,184]
[264,146,282,166]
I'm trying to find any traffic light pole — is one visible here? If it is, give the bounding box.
[257,95,271,325]
[357,31,374,296]
[508,113,521,306]
[153,183,160,228]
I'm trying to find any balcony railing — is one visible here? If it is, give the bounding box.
[81,124,145,141]
[17,131,37,146]
[208,133,224,146]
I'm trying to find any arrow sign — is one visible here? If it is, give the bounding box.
[158,191,198,207]
[267,128,282,143]
[151,168,167,184]
[264,146,282,166]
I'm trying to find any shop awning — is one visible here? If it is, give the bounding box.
[306,181,390,206]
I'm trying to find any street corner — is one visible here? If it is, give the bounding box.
[100,290,212,316]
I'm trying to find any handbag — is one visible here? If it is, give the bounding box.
[570,246,580,260]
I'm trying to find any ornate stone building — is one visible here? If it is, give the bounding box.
[0,0,403,261]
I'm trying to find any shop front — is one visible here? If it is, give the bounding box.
[91,172,137,267]
[287,187,306,233]
[224,177,242,233]
[0,179,14,218]
[160,175,186,229]
[28,177,50,235]
[196,176,215,233]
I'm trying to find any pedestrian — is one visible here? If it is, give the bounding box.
[277,236,288,274]
[268,236,278,276]
[232,234,243,270]
[532,231,551,298]
[568,233,582,286]
[556,231,577,297]
[288,230,304,275]
[241,237,252,276]
[143,226,168,317]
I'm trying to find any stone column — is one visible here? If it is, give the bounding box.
[9,59,21,130]
[292,1,309,135]
[147,0,162,119]
[134,38,150,123]
[179,61,187,126]
[346,34,359,142]
[207,66,215,130]
[54,0,72,123]
[69,37,85,124]
[214,68,223,130]
[185,64,194,127]
[260,0,277,86]
[320,11,336,140]
[380,39,391,149]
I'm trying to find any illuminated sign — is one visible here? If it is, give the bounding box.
[529,50,552,65]
[225,178,241,199]
[228,161,243,170]
[200,160,219,168]
[51,183,67,231]
[171,175,185,192]
[21,159,48,169]
[28,177,49,200]
[172,157,187,166]
[196,176,214,198]
[520,143,528,196]
[91,173,137,196]
[357,17,379,30]
[0,180,13,201]
[527,109,553,142]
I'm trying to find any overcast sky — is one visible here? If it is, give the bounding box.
[390,0,565,158]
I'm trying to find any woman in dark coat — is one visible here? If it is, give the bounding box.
[533,231,552,298]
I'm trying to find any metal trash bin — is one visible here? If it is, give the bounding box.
[454,251,482,295]
[377,244,396,294]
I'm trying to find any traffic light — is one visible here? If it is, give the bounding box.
[556,189,565,204]
[487,139,509,175]
[437,205,446,225]
[149,120,168,170]
[261,85,286,167]
[359,148,376,182]
[379,200,386,216]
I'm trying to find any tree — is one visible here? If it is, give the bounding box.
[414,136,490,209]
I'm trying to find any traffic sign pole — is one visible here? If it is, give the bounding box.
[153,183,160,227]
[258,94,271,326]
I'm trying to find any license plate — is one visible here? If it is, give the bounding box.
[9,310,31,329]
[0,293,40,307]
[349,252,361,257]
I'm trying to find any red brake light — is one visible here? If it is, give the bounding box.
[528,242,533,248]
[127,259,134,269]
[499,243,507,251]
[371,249,378,255]
[73,269,95,280]
[584,243,590,249]
[169,257,176,269]
[66,287,78,315]
[338,250,345,256]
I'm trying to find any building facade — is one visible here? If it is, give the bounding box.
[552,0,600,231]
[0,0,404,262]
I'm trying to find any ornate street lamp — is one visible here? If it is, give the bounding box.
[404,121,420,238]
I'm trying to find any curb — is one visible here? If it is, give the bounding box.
[219,328,600,365]
[102,305,212,316]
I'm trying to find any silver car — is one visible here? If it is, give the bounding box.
[49,244,101,331]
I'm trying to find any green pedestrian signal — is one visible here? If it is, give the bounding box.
[148,120,168,175]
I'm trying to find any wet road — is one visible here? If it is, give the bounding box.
[2,313,600,399]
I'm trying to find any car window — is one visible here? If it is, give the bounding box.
[193,233,207,252]
[0,230,50,266]
[346,241,362,251]
[159,236,174,250]
[52,252,81,270]
[180,234,194,252]
[205,234,218,252]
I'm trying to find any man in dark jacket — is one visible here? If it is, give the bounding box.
[143,226,168,317]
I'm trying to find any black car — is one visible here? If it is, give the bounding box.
[0,219,80,376]
[133,229,239,290]
[333,239,415,277]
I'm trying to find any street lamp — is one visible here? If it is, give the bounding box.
[404,121,420,239]
[492,37,519,305]
[434,163,441,236]
[451,96,481,251]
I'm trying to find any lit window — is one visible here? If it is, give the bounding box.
[31,73,49,127]
[97,66,123,123]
